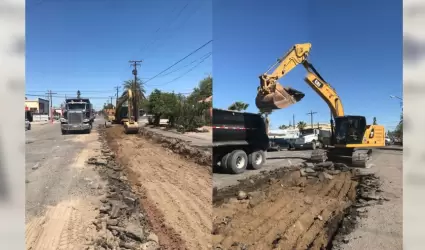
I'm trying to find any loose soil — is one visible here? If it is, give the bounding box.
[104,125,212,250]
[213,163,383,250]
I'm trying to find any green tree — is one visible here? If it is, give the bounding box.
[188,76,212,103]
[395,113,403,138]
[278,124,288,129]
[228,101,249,111]
[297,121,307,130]
[147,89,179,126]
[120,77,146,120]
[373,117,377,125]
[77,90,81,98]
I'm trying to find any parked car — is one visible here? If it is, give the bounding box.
[385,137,392,145]
[268,138,293,151]
[25,118,31,131]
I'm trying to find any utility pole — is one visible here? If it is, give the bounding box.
[115,85,120,107]
[110,96,113,106]
[293,114,295,129]
[45,90,57,124]
[129,60,143,121]
[306,110,317,129]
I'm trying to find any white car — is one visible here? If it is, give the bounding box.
[385,137,391,145]
[25,119,31,131]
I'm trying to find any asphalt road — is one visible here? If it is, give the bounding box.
[25,119,104,222]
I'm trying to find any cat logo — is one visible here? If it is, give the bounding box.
[313,79,323,88]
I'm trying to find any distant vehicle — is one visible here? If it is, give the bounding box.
[385,137,392,145]
[60,98,93,134]
[294,128,331,150]
[25,118,31,131]
[268,137,293,151]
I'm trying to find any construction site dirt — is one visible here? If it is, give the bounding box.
[103,125,212,250]
[212,163,384,250]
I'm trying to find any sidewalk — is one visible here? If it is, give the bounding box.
[143,126,211,148]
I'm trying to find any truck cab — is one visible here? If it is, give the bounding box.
[294,128,331,150]
[60,98,93,134]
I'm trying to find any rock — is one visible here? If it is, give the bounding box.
[124,223,145,242]
[304,167,315,173]
[316,215,323,221]
[120,175,128,181]
[304,196,313,205]
[32,163,40,170]
[147,232,159,243]
[99,204,111,213]
[119,241,138,249]
[123,191,139,210]
[140,241,160,250]
[237,191,248,200]
[299,169,307,177]
[327,170,341,175]
[109,203,121,219]
[314,161,334,168]
[303,162,315,168]
[107,219,118,226]
[318,172,334,181]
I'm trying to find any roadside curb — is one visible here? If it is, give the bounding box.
[139,127,211,167]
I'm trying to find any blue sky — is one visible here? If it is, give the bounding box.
[213,0,403,131]
[26,0,212,110]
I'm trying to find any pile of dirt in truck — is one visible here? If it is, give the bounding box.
[102,125,212,250]
[213,162,383,250]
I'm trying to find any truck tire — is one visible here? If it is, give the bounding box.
[227,150,248,174]
[220,153,231,172]
[312,140,317,150]
[61,129,66,135]
[248,150,266,170]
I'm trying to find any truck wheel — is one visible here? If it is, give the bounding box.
[312,141,316,150]
[220,153,231,172]
[248,150,266,170]
[227,150,248,174]
[276,145,281,151]
[317,141,323,149]
[61,129,66,135]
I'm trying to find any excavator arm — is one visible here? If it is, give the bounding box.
[256,43,311,110]
[255,43,344,118]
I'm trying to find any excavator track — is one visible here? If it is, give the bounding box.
[310,148,372,168]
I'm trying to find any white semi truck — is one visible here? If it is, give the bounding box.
[294,128,331,150]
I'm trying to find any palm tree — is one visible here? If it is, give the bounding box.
[297,121,307,130]
[228,101,249,111]
[118,77,146,120]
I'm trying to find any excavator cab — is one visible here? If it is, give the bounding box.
[333,116,367,145]
[255,77,306,110]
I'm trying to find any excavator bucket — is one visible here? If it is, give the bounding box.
[124,121,139,134]
[255,83,306,110]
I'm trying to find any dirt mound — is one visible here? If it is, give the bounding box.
[139,127,211,166]
[102,125,212,250]
[85,126,160,250]
[212,162,383,250]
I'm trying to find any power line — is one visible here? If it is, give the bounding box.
[139,1,192,56]
[154,51,211,79]
[143,0,205,59]
[148,52,211,87]
[144,39,212,84]
[306,110,318,129]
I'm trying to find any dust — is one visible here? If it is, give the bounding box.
[213,162,383,250]
[102,125,212,250]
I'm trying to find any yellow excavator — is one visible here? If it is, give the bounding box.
[256,43,385,168]
[115,89,139,134]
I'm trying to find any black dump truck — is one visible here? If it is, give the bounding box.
[213,108,269,174]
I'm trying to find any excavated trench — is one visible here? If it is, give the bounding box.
[213,162,383,250]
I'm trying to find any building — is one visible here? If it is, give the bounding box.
[25,97,50,114]
[302,123,332,130]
